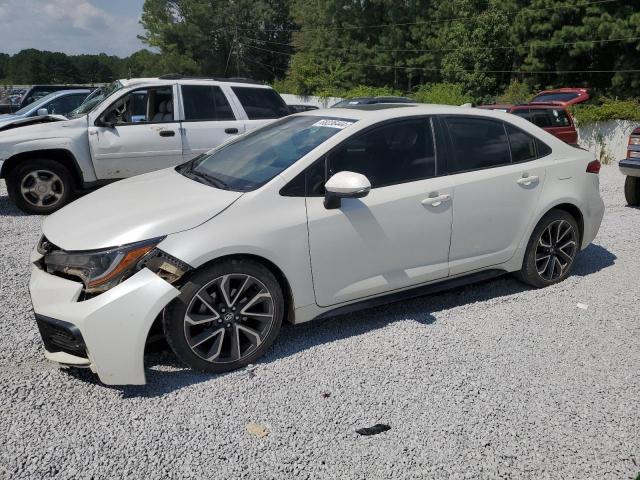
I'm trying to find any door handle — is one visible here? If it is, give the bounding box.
[159,130,175,137]
[517,175,539,186]
[421,193,451,207]
[225,128,239,134]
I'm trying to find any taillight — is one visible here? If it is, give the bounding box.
[629,135,640,159]
[586,159,601,174]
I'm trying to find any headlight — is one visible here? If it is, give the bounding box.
[41,237,189,294]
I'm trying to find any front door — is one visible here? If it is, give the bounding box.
[88,85,183,179]
[306,118,453,307]
[441,116,547,275]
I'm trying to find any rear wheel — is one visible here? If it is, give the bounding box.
[515,210,579,288]
[6,158,74,214]
[163,259,284,373]
[624,176,640,206]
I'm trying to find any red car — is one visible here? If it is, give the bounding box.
[477,104,578,145]
[530,88,590,106]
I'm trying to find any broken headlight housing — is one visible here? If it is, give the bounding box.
[41,236,190,294]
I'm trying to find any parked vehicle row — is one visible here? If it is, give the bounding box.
[0,85,95,114]
[0,89,91,128]
[0,77,290,214]
[29,104,604,384]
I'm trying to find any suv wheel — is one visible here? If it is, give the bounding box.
[163,259,284,373]
[624,176,640,206]
[515,210,579,288]
[7,159,74,214]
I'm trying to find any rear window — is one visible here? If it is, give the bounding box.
[231,87,289,119]
[531,92,580,103]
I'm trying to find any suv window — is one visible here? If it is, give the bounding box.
[103,87,173,125]
[506,124,536,163]
[444,117,511,173]
[181,85,235,121]
[231,87,289,119]
[326,119,436,189]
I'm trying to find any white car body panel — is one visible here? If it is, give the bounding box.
[42,168,242,251]
[29,105,605,384]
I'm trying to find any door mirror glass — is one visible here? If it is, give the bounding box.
[324,171,371,209]
[36,108,49,116]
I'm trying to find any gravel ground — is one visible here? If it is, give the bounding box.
[0,166,638,480]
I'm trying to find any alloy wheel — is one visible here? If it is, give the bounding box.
[183,274,276,364]
[535,219,577,281]
[20,169,65,208]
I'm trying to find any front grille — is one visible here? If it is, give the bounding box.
[35,315,87,358]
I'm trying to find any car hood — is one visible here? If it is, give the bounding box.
[0,114,80,136]
[43,168,243,251]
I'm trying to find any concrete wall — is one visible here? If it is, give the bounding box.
[576,120,637,163]
[280,94,343,109]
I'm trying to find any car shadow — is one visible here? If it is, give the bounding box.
[69,243,616,398]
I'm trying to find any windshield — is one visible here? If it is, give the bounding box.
[13,92,60,116]
[177,115,356,192]
[532,92,580,103]
[68,81,123,117]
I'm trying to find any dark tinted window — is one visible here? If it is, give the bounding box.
[46,94,87,115]
[444,117,511,172]
[181,85,235,121]
[536,139,552,157]
[506,124,536,163]
[531,92,579,103]
[327,119,435,189]
[231,87,289,119]
[549,108,570,127]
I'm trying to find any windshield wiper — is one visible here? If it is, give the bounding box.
[188,170,229,190]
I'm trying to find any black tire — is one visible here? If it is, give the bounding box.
[624,176,640,206]
[514,209,580,288]
[163,259,284,373]
[6,158,75,214]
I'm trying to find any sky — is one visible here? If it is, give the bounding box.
[0,0,147,57]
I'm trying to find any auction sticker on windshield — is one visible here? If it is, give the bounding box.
[311,119,354,129]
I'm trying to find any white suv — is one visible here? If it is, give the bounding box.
[0,76,289,214]
[29,105,605,385]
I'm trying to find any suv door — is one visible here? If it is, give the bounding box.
[88,85,183,178]
[305,118,454,307]
[178,84,246,160]
[441,116,548,275]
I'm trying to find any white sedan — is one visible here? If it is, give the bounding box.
[29,105,605,385]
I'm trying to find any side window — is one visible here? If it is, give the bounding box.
[536,139,552,157]
[529,111,552,128]
[506,124,536,163]
[181,85,235,121]
[327,119,436,189]
[550,108,570,127]
[231,87,289,119]
[444,117,511,173]
[103,87,174,125]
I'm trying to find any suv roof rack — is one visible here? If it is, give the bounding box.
[157,74,263,85]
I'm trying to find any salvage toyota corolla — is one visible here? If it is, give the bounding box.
[29,105,605,385]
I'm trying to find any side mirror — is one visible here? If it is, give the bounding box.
[37,108,49,116]
[324,171,371,209]
[95,116,115,128]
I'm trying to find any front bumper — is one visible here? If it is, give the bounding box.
[29,265,180,385]
[619,158,640,177]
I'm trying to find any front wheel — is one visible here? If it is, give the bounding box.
[6,159,74,214]
[515,210,580,288]
[163,259,284,373]
[624,176,640,206]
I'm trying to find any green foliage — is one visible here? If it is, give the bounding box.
[570,99,640,125]
[496,79,536,104]
[412,83,473,105]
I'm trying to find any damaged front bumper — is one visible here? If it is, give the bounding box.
[29,265,180,385]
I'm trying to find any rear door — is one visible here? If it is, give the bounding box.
[441,116,547,275]
[178,84,246,160]
[228,86,290,132]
